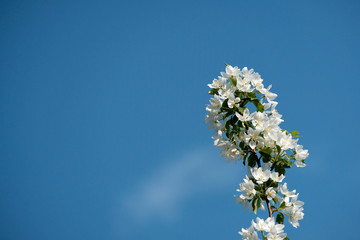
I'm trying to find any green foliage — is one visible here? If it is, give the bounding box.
[248,154,257,167]
[267,179,278,188]
[276,212,284,224]
[252,99,264,112]
[229,76,237,86]
[252,196,261,214]
[291,130,299,135]
[259,147,272,163]
[208,88,219,95]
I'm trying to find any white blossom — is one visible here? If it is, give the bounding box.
[222,65,241,78]
[250,166,271,185]
[287,207,304,228]
[237,176,257,200]
[208,76,227,89]
[294,145,309,167]
[206,65,308,238]
[266,187,277,201]
[236,108,253,122]
[252,217,270,232]
[238,226,259,240]
[279,183,297,197]
[271,172,285,183]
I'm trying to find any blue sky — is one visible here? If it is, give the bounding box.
[1,0,360,239]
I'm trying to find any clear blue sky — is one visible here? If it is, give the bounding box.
[1,0,359,239]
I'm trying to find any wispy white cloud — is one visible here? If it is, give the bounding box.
[119,147,242,225]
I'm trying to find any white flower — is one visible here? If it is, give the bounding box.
[222,65,241,78]
[266,187,277,201]
[252,217,286,238]
[294,145,308,160]
[284,194,304,209]
[252,112,266,127]
[287,207,304,228]
[205,96,223,130]
[240,67,260,89]
[217,82,234,100]
[266,232,287,240]
[294,159,306,168]
[263,217,277,231]
[208,76,227,89]
[252,217,269,232]
[279,183,297,197]
[212,131,227,148]
[276,131,295,150]
[238,225,259,240]
[294,145,308,167]
[271,172,285,183]
[269,223,285,235]
[264,85,278,101]
[235,195,249,210]
[251,166,271,185]
[237,176,257,200]
[227,93,241,108]
[256,117,278,134]
[236,108,253,122]
[219,141,241,162]
[244,128,262,149]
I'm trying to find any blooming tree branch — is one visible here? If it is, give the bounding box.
[205,64,309,240]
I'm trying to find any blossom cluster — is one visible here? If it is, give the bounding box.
[205,65,309,240]
[239,217,286,240]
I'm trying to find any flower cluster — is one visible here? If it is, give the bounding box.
[239,217,286,240]
[205,65,309,240]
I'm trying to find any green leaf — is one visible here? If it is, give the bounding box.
[229,115,237,124]
[259,147,272,163]
[239,142,246,150]
[222,111,233,119]
[237,107,246,114]
[228,131,234,139]
[247,92,257,100]
[221,99,229,108]
[256,197,261,209]
[268,181,278,188]
[234,90,243,98]
[252,197,261,214]
[229,76,237,86]
[276,212,284,224]
[254,186,262,192]
[241,100,249,107]
[279,202,286,209]
[291,130,299,135]
[248,154,257,168]
[262,155,271,163]
[252,99,264,112]
[274,165,285,175]
[284,237,290,240]
[225,120,231,131]
[251,198,257,214]
[281,158,292,168]
[260,147,272,155]
[208,88,219,95]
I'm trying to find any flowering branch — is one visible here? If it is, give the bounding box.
[205,65,309,240]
